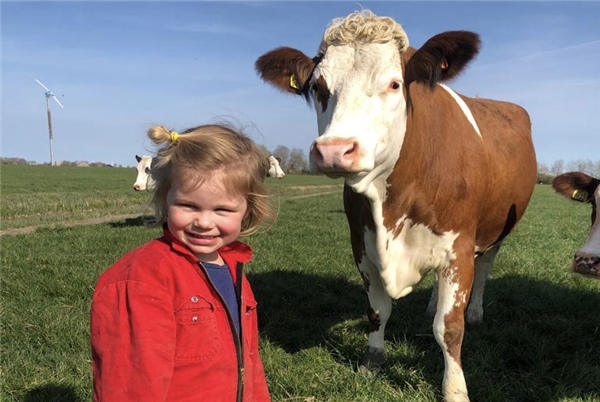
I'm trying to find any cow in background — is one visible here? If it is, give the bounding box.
[552,171,600,279]
[133,155,154,191]
[255,10,536,402]
[268,155,286,178]
[134,153,285,192]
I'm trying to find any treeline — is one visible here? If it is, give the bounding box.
[3,155,599,179]
[537,159,600,184]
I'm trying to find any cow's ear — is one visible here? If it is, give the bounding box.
[552,172,596,203]
[136,155,142,162]
[255,47,315,96]
[405,31,480,90]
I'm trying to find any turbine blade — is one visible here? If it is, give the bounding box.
[52,96,65,109]
[35,79,50,91]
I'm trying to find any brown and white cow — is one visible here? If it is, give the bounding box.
[256,10,536,402]
[552,171,600,279]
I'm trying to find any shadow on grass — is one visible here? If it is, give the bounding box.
[249,269,366,352]
[251,270,600,401]
[108,215,154,228]
[24,384,82,402]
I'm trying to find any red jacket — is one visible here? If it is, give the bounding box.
[90,227,270,402]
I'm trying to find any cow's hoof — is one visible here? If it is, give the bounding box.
[359,347,384,372]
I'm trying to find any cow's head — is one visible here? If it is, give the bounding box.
[552,171,600,279]
[267,155,286,178]
[133,155,155,191]
[256,10,480,194]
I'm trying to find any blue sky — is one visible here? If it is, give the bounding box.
[2,1,599,168]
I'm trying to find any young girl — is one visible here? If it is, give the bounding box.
[91,124,273,402]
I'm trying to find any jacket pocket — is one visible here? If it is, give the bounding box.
[174,295,220,363]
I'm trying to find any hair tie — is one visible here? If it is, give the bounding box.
[169,131,179,143]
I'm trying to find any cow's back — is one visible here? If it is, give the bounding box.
[465,95,536,247]
[384,82,536,250]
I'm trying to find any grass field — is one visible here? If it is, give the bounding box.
[1,165,599,402]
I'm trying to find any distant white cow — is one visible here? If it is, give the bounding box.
[133,153,285,191]
[133,155,155,191]
[268,155,286,178]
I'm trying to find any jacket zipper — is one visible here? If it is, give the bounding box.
[197,261,245,402]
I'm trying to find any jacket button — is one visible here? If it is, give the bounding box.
[191,296,199,303]
[192,316,198,322]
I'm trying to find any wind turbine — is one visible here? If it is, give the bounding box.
[35,79,64,166]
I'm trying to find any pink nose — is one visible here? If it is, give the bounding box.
[310,139,359,172]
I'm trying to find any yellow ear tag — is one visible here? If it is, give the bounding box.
[572,189,588,202]
[289,74,299,90]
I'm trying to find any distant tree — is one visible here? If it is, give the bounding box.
[0,157,27,165]
[550,159,564,176]
[288,148,308,173]
[593,160,600,177]
[273,145,290,170]
[537,162,549,176]
[565,159,597,176]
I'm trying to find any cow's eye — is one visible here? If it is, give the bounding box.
[145,167,151,174]
[389,81,402,91]
[311,83,318,92]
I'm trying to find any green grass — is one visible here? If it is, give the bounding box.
[1,165,599,402]
[0,165,344,231]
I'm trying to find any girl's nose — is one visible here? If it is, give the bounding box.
[193,213,214,229]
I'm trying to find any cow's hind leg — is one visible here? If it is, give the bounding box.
[358,260,392,370]
[466,243,500,324]
[434,256,474,402]
[425,271,438,318]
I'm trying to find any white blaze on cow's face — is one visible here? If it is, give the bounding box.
[574,185,600,277]
[309,42,407,194]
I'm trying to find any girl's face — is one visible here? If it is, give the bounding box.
[166,173,248,264]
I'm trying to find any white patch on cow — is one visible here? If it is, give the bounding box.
[366,192,460,299]
[578,185,600,257]
[433,265,469,402]
[439,84,481,138]
[441,355,469,402]
[312,42,407,195]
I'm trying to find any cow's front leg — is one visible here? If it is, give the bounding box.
[358,259,392,370]
[433,256,474,402]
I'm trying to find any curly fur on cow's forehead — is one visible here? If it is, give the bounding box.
[319,10,409,54]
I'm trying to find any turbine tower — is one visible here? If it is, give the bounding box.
[35,79,64,166]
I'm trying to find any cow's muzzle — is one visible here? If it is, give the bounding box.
[310,138,361,173]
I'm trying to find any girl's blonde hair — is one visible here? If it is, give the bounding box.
[147,124,274,236]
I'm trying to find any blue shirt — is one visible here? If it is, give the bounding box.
[203,262,240,335]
